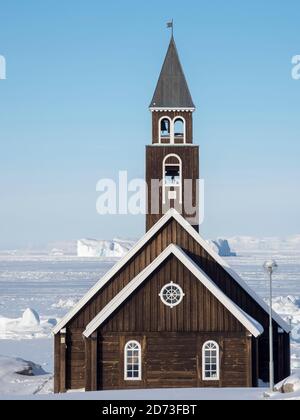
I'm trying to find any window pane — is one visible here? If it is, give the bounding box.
[203,342,219,380]
[125,342,141,380]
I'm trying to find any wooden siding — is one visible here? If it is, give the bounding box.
[67,219,274,332]
[146,146,199,231]
[65,329,85,390]
[100,255,245,333]
[96,332,252,390]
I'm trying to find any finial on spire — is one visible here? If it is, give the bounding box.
[166,19,174,38]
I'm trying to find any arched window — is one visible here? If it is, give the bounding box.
[124,341,142,381]
[162,154,182,205]
[159,117,172,143]
[163,154,182,186]
[202,341,220,381]
[173,117,186,143]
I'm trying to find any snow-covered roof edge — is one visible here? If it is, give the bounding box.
[83,244,264,338]
[53,209,291,335]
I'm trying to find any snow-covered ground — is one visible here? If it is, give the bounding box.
[0,248,299,398]
[0,355,52,396]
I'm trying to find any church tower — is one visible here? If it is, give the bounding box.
[146,36,199,231]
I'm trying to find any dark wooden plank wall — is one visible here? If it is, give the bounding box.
[146,146,199,231]
[152,111,193,144]
[100,256,245,333]
[97,332,252,390]
[65,329,85,390]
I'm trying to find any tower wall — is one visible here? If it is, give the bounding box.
[146,144,199,231]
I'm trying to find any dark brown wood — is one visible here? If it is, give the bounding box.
[54,334,61,393]
[66,219,280,334]
[146,145,199,231]
[246,335,253,387]
[252,337,259,387]
[59,331,67,393]
[91,332,98,391]
[84,337,91,392]
[100,255,244,334]
[96,332,251,390]
[54,216,290,391]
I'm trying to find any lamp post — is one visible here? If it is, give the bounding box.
[263,259,278,392]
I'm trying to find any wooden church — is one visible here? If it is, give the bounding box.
[53,35,291,393]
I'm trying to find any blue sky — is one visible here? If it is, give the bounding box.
[0,1,299,249]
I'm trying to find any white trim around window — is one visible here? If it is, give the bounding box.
[202,341,220,381]
[124,340,142,381]
[158,116,172,144]
[162,153,182,205]
[173,116,186,143]
[159,281,185,308]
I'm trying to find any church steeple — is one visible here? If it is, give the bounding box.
[146,36,199,232]
[150,36,195,110]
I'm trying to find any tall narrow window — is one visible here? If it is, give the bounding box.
[202,341,220,381]
[124,341,142,381]
[162,154,182,204]
[159,117,171,143]
[174,117,185,143]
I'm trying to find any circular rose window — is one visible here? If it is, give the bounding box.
[159,282,185,308]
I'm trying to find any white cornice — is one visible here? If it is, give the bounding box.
[149,107,195,112]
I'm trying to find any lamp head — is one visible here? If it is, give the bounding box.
[263,259,278,275]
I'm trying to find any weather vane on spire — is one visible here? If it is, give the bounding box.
[167,19,174,37]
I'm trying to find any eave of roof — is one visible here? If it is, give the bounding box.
[53,209,291,335]
[83,244,264,338]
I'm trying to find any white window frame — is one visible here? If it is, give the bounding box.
[202,341,220,381]
[124,340,142,381]
[159,281,185,308]
[162,154,182,205]
[158,116,172,144]
[173,116,186,144]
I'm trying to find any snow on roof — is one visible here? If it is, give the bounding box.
[83,244,264,338]
[53,209,291,335]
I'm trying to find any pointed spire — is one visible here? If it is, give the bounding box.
[150,36,195,109]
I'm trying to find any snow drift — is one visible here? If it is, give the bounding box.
[275,373,300,394]
[0,355,51,395]
[0,308,56,340]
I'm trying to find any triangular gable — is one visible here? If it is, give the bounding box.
[83,244,264,338]
[53,209,290,335]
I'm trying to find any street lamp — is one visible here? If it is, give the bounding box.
[263,259,278,392]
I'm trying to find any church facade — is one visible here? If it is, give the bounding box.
[53,36,291,393]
